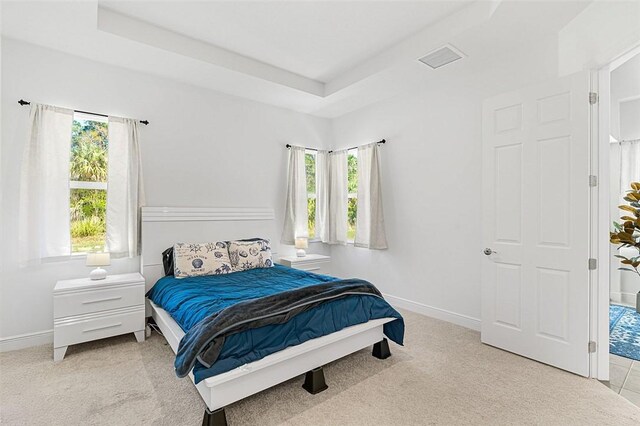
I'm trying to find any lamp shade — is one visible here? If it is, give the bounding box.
[294,237,308,249]
[86,252,111,267]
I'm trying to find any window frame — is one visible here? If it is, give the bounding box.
[69,181,107,190]
[305,149,319,242]
[69,112,109,254]
[346,148,358,243]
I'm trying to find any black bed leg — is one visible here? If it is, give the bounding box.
[302,367,328,395]
[202,407,227,426]
[372,338,391,360]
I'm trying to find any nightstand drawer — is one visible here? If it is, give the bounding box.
[54,306,145,347]
[295,263,330,275]
[54,284,144,318]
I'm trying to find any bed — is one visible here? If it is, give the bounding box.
[141,207,404,426]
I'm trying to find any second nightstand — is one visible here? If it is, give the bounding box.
[279,254,331,275]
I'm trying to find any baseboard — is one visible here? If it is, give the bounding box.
[611,291,637,308]
[0,329,53,352]
[383,293,481,331]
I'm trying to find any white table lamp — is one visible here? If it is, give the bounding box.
[295,237,308,257]
[86,252,111,280]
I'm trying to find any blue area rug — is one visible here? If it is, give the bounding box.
[610,304,640,361]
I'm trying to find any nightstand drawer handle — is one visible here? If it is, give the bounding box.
[82,296,122,305]
[83,323,122,333]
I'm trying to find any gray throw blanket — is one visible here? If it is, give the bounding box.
[174,279,384,377]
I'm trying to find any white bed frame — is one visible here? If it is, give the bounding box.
[141,207,394,421]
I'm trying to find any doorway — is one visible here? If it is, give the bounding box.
[604,49,640,405]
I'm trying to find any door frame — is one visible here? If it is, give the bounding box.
[592,66,608,381]
[592,43,640,381]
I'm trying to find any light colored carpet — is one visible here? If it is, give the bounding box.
[1,310,639,425]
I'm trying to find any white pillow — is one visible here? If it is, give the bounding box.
[228,239,274,272]
[173,242,232,278]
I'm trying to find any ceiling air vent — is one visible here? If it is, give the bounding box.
[418,45,465,69]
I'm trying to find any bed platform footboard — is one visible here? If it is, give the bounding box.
[149,299,395,420]
[372,338,391,360]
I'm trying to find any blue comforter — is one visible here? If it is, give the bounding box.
[147,265,404,383]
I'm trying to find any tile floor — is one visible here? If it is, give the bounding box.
[608,354,640,406]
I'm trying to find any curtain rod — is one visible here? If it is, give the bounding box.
[285,139,386,153]
[18,99,149,125]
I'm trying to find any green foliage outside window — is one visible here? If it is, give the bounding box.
[347,151,358,241]
[308,198,316,239]
[70,119,108,253]
[305,153,316,194]
[70,120,108,181]
[347,153,358,193]
[306,153,316,239]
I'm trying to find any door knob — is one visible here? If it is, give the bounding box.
[483,248,496,256]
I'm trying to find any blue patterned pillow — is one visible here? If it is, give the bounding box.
[228,239,273,272]
[173,242,232,278]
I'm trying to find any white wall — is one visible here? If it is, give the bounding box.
[558,0,640,76]
[611,53,640,141]
[328,38,561,328]
[330,83,483,327]
[620,99,640,140]
[0,31,581,347]
[0,38,332,349]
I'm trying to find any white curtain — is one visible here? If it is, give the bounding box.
[281,145,308,244]
[106,117,145,258]
[19,103,74,263]
[315,150,330,243]
[619,140,640,200]
[327,150,348,245]
[355,143,388,249]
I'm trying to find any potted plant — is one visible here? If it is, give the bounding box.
[610,182,640,313]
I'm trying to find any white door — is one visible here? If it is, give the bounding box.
[481,71,591,376]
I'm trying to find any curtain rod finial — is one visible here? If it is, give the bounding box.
[18,99,30,106]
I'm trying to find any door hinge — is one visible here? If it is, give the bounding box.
[589,175,598,187]
[589,92,598,105]
[588,258,597,270]
[588,341,597,353]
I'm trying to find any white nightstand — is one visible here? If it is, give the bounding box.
[279,254,331,275]
[53,272,146,361]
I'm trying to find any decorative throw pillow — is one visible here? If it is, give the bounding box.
[173,242,232,278]
[228,239,274,272]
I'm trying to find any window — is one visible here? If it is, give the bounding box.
[305,150,317,239]
[347,148,358,242]
[70,113,108,253]
[302,148,358,242]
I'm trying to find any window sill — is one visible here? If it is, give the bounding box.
[41,253,90,263]
[307,240,355,245]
